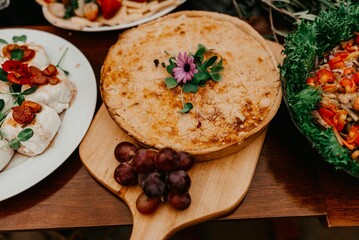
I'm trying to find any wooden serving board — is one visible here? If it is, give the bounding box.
[79,41,284,240]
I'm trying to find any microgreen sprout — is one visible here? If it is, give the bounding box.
[0,128,34,151]
[5,85,38,106]
[56,47,69,76]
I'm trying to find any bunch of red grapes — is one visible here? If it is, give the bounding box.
[113,141,194,214]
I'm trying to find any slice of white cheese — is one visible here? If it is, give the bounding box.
[0,138,14,171]
[1,103,61,157]
[22,68,75,114]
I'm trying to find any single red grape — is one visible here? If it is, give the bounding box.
[154,147,180,172]
[142,171,166,197]
[166,170,191,194]
[132,148,157,174]
[114,162,137,186]
[114,141,138,162]
[167,192,191,211]
[177,151,195,171]
[136,192,161,215]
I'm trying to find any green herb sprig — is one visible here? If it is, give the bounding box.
[56,47,69,76]
[0,128,34,151]
[7,85,38,106]
[0,99,5,123]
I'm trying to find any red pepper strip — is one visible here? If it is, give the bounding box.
[318,107,335,126]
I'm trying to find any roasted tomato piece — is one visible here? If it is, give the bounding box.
[2,44,35,62]
[343,67,355,76]
[316,69,334,84]
[12,105,35,125]
[339,77,356,93]
[22,100,42,113]
[347,125,359,146]
[332,111,347,132]
[2,44,19,59]
[328,52,348,69]
[42,64,58,76]
[306,77,316,86]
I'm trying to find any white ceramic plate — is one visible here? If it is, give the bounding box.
[42,0,187,32]
[0,28,97,201]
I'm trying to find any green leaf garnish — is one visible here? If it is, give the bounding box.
[10,48,24,60]
[9,139,21,150]
[195,44,208,58]
[22,86,38,95]
[0,99,4,111]
[9,84,21,93]
[56,47,70,76]
[15,94,25,106]
[10,86,38,105]
[17,128,34,141]
[0,39,8,44]
[210,72,221,82]
[13,35,26,43]
[182,83,198,93]
[8,128,34,150]
[0,68,8,82]
[179,102,193,113]
[165,77,179,89]
[202,56,218,69]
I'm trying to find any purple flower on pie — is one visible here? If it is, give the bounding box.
[172,52,198,84]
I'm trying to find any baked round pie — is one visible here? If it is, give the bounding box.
[100,11,281,160]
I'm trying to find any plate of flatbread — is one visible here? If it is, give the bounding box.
[36,0,187,32]
[0,28,97,201]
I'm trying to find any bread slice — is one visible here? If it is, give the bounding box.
[100,11,281,160]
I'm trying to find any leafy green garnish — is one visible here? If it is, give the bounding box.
[164,44,224,113]
[164,77,178,89]
[0,68,8,82]
[13,35,26,43]
[8,128,34,150]
[179,102,193,113]
[9,85,38,106]
[0,99,4,112]
[0,39,8,44]
[10,48,24,60]
[280,2,359,176]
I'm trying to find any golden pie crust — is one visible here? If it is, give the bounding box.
[100,11,281,160]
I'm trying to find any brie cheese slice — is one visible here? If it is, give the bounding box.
[22,68,75,114]
[1,103,61,156]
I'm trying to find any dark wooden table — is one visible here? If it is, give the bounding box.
[0,21,358,233]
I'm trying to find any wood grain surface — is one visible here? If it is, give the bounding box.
[79,105,266,239]
[0,25,358,234]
